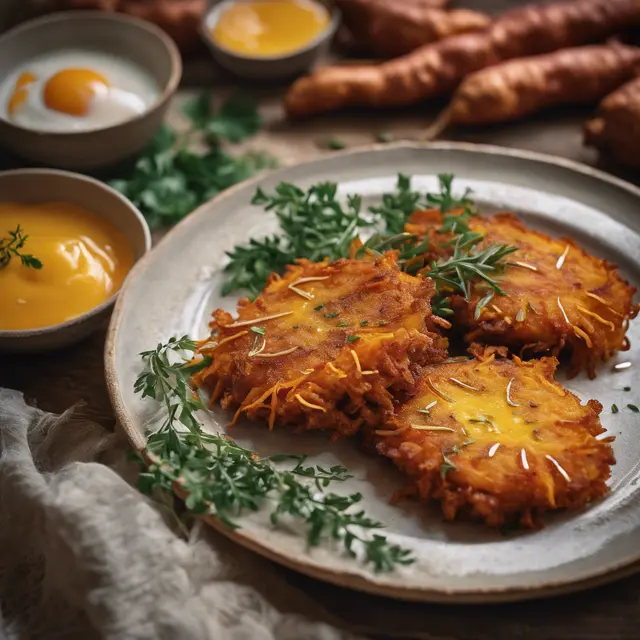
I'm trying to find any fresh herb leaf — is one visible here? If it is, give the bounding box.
[250,326,266,335]
[0,225,43,270]
[624,386,631,392]
[428,236,518,302]
[612,404,619,414]
[134,337,414,572]
[314,304,325,311]
[474,291,495,320]
[337,321,349,327]
[369,174,423,235]
[440,449,457,479]
[347,335,360,343]
[324,311,340,318]
[321,137,346,150]
[111,93,272,229]
[628,404,639,413]
[360,320,369,326]
[375,131,393,143]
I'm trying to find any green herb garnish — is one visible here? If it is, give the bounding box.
[0,225,43,270]
[375,131,393,143]
[134,337,414,572]
[440,449,458,479]
[322,137,347,150]
[612,404,619,414]
[324,311,340,318]
[624,386,631,392]
[110,93,274,229]
[314,303,325,311]
[628,404,639,413]
[337,321,349,327]
[360,320,369,326]
[347,335,360,343]
[250,326,266,335]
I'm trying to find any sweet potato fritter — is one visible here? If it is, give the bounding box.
[374,349,615,528]
[193,254,448,438]
[408,210,638,377]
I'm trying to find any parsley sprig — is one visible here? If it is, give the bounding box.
[110,92,276,229]
[134,337,414,572]
[0,225,43,270]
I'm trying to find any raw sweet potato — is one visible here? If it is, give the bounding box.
[336,0,488,58]
[286,0,640,118]
[584,75,640,168]
[434,44,640,127]
[64,0,206,51]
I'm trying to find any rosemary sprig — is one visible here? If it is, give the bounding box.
[134,337,414,572]
[0,225,43,270]
[428,235,518,303]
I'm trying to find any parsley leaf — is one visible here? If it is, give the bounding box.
[110,94,273,229]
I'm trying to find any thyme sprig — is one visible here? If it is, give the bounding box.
[0,225,43,270]
[134,337,414,572]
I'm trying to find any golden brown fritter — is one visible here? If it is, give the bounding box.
[374,349,615,528]
[407,210,638,378]
[193,254,448,438]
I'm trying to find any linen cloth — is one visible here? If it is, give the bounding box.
[0,388,362,640]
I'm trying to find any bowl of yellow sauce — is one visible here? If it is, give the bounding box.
[202,0,340,80]
[0,169,150,352]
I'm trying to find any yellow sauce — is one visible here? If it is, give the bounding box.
[212,0,329,57]
[0,202,133,330]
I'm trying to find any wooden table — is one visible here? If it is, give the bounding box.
[3,0,640,622]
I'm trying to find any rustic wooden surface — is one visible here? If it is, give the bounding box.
[3,0,640,633]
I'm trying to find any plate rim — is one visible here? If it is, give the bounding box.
[105,141,640,603]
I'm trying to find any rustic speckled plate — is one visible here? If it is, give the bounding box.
[105,143,640,603]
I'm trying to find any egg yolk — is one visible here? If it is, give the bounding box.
[0,202,133,331]
[43,68,110,117]
[7,72,37,115]
[212,0,329,57]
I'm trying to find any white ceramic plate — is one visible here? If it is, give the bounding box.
[106,143,640,603]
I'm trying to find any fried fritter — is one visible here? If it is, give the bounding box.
[374,349,615,528]
[408,210,638,377]
[193,254,448,438]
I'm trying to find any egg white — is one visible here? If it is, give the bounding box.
[0,50,160,132]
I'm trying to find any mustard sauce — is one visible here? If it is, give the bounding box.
[0,202,133,330]
[212,0,330,57]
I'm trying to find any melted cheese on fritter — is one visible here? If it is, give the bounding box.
[375,353,614,527]
[193,254,448,436]
[407,210,637,377]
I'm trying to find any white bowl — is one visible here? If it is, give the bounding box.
[0,11,182,170]
[0,168,151,352]
[201,0,340,80]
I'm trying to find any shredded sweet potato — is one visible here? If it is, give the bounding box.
[285,0,640,117]
[431,44,640,129]
[407,211,638,378]
[336,0,488,58]
[192,254,448,438]
[374,351,615,528]
[584,75,640,169]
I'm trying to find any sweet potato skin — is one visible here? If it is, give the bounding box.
[192,255,448,438]
[584,76,640,168]
[374,353,614,528]
[449,44,640,125]
[336,0,489,58]
[285,0,640,117]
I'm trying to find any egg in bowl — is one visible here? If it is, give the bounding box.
[1,50,160,132]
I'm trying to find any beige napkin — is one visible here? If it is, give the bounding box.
[0,388,363,640]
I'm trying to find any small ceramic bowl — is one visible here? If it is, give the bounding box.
[0,169,151,352]
[201,0,340,80]
[0,11,182,170]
